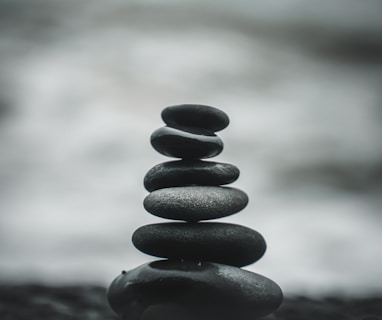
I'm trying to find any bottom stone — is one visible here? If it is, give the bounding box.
[107,260,283,320]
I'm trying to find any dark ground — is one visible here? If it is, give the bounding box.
[0,285,381,320]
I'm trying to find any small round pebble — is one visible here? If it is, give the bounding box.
[151,126,223,159]
[162,104,229,132]
[144,160,240,192]
[108,260,283,320]
[132,222,266,267]
[143,186,248,221]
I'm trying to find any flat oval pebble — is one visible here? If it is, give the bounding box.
[143,186,248,221]
[162,104,229,132]
[108,260,283,320]
[151,126,223,159]
[144,160,240,192]
[132,222,266,267]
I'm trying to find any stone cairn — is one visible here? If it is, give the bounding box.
[107,105,283,320]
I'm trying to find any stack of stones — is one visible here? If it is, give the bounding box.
[107,105,283,320]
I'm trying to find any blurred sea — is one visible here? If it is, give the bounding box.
[0,0,381,296]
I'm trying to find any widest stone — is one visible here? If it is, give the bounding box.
[108,260,283,320]
[143,186,248,221]
[161,104,229,132]
[150,126,223,159]
[144,160,240,192]
[132,222,266,267]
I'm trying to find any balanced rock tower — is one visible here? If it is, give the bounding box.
[107,105,283,320]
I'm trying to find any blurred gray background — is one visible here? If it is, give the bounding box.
[0,0,381,296]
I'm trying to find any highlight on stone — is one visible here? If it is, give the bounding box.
[107,104,283,320]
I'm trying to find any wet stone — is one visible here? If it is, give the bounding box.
[162,104,229,132]
[107,260,283,320]
[132,222,266,267]
[143,186,248,221]
[150,126,223,159]
[144,160,240,192]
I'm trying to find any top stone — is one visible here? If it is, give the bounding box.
[162,104,229,132]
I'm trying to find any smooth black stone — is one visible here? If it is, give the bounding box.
[162,104,229,132]
[144,160,240,192]
[107,260,283,320]
[151,126,223,159]
[132,222,266,267]
[143,186,248,221]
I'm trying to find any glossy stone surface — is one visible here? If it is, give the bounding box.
[162,104,229,132]
[107,260,283,320]
[151,126,223,159]
[132,222,266,267]
[144,160,240,192]
[143,186,248,221]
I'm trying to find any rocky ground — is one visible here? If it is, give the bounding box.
[0,285,381,320]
